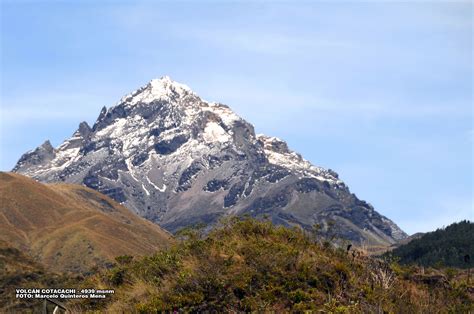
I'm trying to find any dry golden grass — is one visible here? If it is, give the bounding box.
[0,172,172,273]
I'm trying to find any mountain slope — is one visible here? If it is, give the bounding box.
[385,220,473,268]
[0,172,172,272]
[12,76,406,245]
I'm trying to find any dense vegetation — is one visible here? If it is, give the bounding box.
[71,218,473,312]
[386,220,474,269]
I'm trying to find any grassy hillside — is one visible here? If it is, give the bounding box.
[386,220,473,269]
[0,172,172,273]
[72,218,473,312]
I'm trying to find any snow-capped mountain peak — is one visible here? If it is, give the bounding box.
[13,77,407,246]
[120,76,195,107]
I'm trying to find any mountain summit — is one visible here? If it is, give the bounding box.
[13,77,407,245]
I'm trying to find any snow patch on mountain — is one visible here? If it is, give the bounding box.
[146,175,167,192]
[204,103,241,127]
[203,122,231,143]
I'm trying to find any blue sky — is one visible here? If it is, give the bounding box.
[1,1,472,234]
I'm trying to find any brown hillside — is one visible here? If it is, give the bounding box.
[0,172,172,273]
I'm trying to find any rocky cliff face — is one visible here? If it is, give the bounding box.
[13,76,407,245]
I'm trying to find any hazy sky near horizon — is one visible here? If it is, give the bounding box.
[1,1,472,235]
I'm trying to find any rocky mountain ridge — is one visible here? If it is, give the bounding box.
[13,76,407,245]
